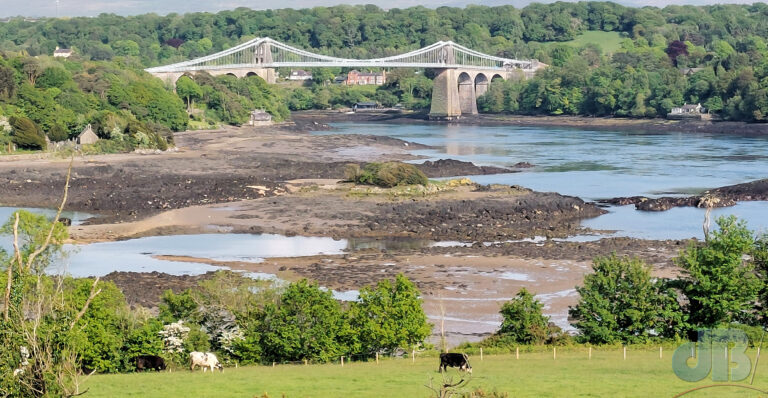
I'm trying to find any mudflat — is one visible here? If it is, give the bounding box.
[0,122,692,343]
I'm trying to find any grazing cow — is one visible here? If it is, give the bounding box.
[190,351,223,373]
[135,355,166,371]
[438,353,472,374]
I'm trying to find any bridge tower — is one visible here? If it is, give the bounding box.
[429,44,461,120]
[429,69,463,120]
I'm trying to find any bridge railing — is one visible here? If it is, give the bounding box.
[146,37,536,74]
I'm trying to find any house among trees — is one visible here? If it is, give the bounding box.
[343,70,386,85]
[353,102,380,112]
[680,67,705,76]
[668,103,708,119]
[76,124,99,144]
[248,110,272,126]
[288,70,312,81]
[53,46,73,58]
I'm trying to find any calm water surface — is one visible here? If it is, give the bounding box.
[316,122,768,239]
[318,123,768,199]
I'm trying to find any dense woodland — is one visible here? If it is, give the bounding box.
[1,2,768,152]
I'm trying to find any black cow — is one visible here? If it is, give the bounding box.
[438,353,472,374]
[135,355,166,372]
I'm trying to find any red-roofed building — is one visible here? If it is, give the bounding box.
[343,70,386,85]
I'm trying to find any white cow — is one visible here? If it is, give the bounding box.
[189,351,223,373]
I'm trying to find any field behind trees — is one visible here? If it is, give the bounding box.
[85,349,768,397]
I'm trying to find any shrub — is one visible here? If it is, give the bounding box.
[569,255,686,344]
[677,216,760,327]
[9,116,46,150]
[47,124,69,142]
[349,274,431,354]
[498,288,550,345]
[348,162,428,187]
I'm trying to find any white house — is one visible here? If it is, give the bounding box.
[288,70,313,81]
[670,103,705,115]
[53,46,73,58]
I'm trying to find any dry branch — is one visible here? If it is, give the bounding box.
[25,158,72,272]
[70,277,102,330]
[3,212,21,321]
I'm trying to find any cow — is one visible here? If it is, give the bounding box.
[190,351,223,373]
[438,353,472,374]
[135,355,166,372]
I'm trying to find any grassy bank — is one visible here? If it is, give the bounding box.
[85,349,768,397]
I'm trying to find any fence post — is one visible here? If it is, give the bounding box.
[553,347,556,360]
[623,346,626,360]
[376,352,379,365]
[412,349,415,363]
[516,347,519,360]
[304,359,308,366]
[341,356,344,367]
[272,362,275,367]
[659,346,663,359]
[480,347,483,361]
[588,346,592,360]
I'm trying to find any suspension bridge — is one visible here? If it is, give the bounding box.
[146,37,545,119]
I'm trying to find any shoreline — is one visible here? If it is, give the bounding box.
[293,110,768,135]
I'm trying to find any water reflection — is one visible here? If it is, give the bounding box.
[315,123,768,201]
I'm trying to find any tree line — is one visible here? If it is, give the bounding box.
[477,35,768,121]
[3,3,768,66]
[0,209,431,396]
[464,216,768,350]
[0,53,289,152]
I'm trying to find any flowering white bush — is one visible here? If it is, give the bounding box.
[218,328,245,354]
[159,320,190,354]
[0,117,9,133]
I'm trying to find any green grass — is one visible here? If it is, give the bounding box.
[536,31,624,54]
[85,349,768,397]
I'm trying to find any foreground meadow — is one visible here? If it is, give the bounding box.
[86,349,768,397]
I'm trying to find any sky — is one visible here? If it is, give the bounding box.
[0,0,758,18]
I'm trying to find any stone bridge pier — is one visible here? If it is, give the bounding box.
[429,68,524,120]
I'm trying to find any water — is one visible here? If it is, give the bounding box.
[316,123,768,200]
[0,207,93,226]
[58,233,349,277]
[315,122,768,239]
[586,202,768,240]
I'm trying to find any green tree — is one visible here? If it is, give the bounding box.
[113,40,140,57]
[158,289,198,323]
[253,280,350,363]
[349,274,431,354]
[569,255,685,344]
[497,288,550,344]
[65,278,129,373]
[47,124,69,142]
[677,216,761,327]
[176,75,203,110]
[0,65,15,99]
[311,68,336,86]
[9,116,46,150]
[36,67,72,89]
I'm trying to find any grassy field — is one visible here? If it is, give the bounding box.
[536,31,624,55]
[85,348,768,397]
